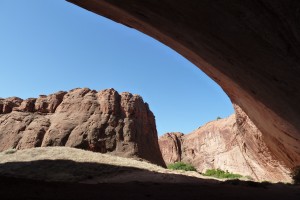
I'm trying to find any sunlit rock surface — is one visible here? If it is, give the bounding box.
[0,88,165,167]
[159,105,291,182]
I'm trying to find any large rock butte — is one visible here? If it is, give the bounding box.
[0,88,165,167]
[159,104,291,182]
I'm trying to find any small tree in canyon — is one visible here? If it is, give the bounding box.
[291,166,300,184]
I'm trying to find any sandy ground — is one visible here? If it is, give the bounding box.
[0,147,220,184]
[0,147,299,200]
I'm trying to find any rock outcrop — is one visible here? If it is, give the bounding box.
[159,105,291,182]
[0,97,23,114]
[159,132,184,165]
[0,88,165,167]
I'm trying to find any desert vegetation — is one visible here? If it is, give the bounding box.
[203,169,243,179]
[291,166,300,184]
[167,162,197,172]
[4,148,17,154]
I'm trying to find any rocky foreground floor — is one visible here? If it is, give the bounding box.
[0,147,299,200]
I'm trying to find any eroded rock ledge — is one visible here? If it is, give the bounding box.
[0,88,165,167]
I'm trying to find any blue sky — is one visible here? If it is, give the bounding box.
[0,1,233,135]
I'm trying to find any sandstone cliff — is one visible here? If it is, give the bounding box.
[0,88,165,167]
[159,105,291,182]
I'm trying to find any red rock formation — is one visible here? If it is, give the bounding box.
[159,132,184,165]
[13,98,36,112]
[67,0,300,170]
[0,88,165,167]
[35,91,67,113]
[1,97,23,114]
[0,99,3,114]
[159,105,291,182]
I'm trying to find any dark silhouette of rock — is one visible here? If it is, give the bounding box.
[0,88,165,167]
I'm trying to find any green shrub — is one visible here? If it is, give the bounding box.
[261,180,271,185]
[203,169,243,179]
[4,148,17,154]
[167,162,197,172]
[291,166,300,184]
[216,116,222,120]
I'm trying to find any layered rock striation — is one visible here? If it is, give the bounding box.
[0,88,165,167]
[159,105,291,182]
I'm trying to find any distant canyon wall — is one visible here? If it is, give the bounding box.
[159,104,291,182]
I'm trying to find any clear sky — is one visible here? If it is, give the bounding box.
[0,1,234,135]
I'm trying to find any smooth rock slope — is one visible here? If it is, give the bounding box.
[0,88,165,167]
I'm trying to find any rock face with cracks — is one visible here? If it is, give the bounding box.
[159,105,291,182]
[0,88,165,167]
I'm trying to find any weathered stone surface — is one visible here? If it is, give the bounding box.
[0,112,36,151]
[16,117,51,149]
[1,97,23,114]
[159,132,184,165]
[13,98,36,112]
[0,88,165,167]
[68,0,300,169]
[0,99,3,114]
[159,105,291,182]
[35,91,67,113]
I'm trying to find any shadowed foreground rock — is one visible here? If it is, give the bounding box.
[0,147,299,200]
[0,176,299,200]
[0,88,165,167]
[159,104,291,182]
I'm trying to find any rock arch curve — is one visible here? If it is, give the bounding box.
[67,0,300,168]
